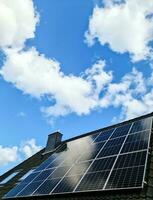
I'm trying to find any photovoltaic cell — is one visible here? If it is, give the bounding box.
[45,156,64,169]
[67,161,92,176]
[33,169,55,182]
[129,118,151,134]
[17,181,42,196]
[104,151,147,190]
[3,116,152,198]
[33,179,60,195]
[34,155,58,172]
[114,151,146,169]
[110,124,131,139]
[52,175,81,194]
[88,156,116,172]
[78,141,106,162]
[104,136,125,147]
[105,166,144,189]
[3,183,27,198]
[97,137,125,158]
[91,132,101,140]
[21,172,40,183]
[48,166,70,179]
[93,129,114,143]
[121,130,150,153]
[75,171,110,191]
[97,145,121,158]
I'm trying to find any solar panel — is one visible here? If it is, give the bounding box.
[34,155,59,172]
[78,141,106,162]
[33,169,56,181]
[104,151,147,190]
[121,130,150,153]
[3,116,152,198]
[105,166,145,189]
[110,124,131,139]
[52,175,81,194]
[97,136,125,158]
[129,118,151,134]
[67,161,92,176]
[34,179,60,195]
[75,171,110,191]
[87,156,117,172]
[114,151,147,168]
[93,129,114,143]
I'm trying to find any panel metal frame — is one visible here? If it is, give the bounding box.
[142,117,152,187]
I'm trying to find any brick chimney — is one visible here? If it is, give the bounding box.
[44,131,63,154]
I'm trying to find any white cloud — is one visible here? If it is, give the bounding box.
[0,48,112,117]
[86,0,153,61]
[84,60,113,95]
[0,138,42,168]
[0,145,18,166]
[0,0,113,118]
[20,138,42,158]
[100,67,153,120]
[0,0,153,122]
[0,0,38,48]
[42,59,113,117]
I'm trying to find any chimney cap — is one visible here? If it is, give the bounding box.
[48,131,63,137]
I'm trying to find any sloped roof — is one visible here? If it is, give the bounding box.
[0,113,153,200]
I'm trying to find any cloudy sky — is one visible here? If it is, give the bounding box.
[0,0,153,174]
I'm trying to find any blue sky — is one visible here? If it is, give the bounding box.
[0,0,153,175]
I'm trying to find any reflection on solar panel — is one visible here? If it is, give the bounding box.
[3,117,152,198]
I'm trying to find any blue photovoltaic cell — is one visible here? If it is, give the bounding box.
[88,156,116,172]
[45,155,66,169]
[3,116,152,198]
[67,161,92,176]
[91,132,101,140]
[17,181,42,196]
[97,137,125,158]
[34,155,59,172]
[75,171,110,191]
[78,141,106,162]
[129,118,151,134]
[93,129,114,143]
[121,130,150,153]
[48,166,70,179]
[33,179,60,195]
[110,124,131,139]
[105,166,145,189]
[52,175,81,194]
[3,183,27,198]
[114,151,147,169]
[32,169,55,182]
[21,172,40,183]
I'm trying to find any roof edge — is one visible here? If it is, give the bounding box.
[62,112,153,143]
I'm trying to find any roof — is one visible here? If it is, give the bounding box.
[0,112,153,200]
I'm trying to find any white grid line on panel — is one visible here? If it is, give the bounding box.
[102,122,134,189]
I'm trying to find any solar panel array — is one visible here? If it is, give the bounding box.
[3,117,152,198]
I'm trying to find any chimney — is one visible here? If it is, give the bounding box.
[44,131,63,154]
